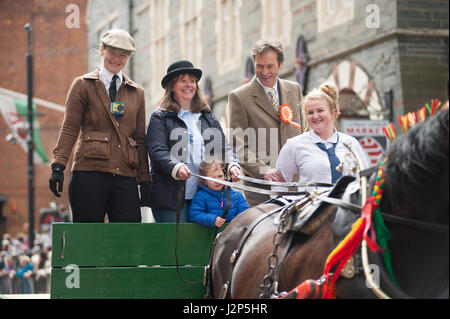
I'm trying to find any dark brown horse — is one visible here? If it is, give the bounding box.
[210,108,449,299]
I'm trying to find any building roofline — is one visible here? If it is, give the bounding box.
[309,28,449,67]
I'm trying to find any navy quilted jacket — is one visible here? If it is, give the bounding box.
[188,183,249,227]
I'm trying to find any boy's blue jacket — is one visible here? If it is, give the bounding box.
[188,184,250,227]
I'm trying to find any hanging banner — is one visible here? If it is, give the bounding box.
[0,93,49,164]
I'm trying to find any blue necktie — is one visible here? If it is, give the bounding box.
[109,74,119,120]
[316,137,342,183]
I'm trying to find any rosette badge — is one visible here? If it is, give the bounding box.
[279,104,301,130]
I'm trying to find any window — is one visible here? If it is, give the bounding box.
[215,0,243,75]
[261,0,292,46]
[327,0,336,15]
[149,0,170,105]
[180,0,203,67]
[95,10,119,43]
[317,0,354,33]
[93,10,119,70]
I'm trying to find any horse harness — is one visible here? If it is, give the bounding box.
[208,175,360,299]
[280,164,449,299]
[205,165,449,299]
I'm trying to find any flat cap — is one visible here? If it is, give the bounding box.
[101,29,136,53]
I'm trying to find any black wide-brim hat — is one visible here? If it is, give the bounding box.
[161,60,202,89]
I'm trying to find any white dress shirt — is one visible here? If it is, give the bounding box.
[99,66,123,92]
[171,109,205,199]
[274,130,369,193]
[171,109,241,199]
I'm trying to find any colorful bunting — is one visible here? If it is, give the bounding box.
[382,123,396,141]
[388,98,447,141]
[417,106,427,122]
[407,112,416,127]
[431,99,441,115]
[398,114,408,133]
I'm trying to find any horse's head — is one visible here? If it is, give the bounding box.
[379,108,449,298]
[382,108,449,226]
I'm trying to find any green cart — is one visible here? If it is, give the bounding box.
[51,223,218,299]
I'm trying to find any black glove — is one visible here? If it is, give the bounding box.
[139,181,151,207]
[49,163,65,197]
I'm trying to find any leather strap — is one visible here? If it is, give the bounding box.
[205,185,232,298]
[381,212,449,233]
[174,181,202,284]
[237,175,334,188]
[192,173,331,196]
[315,195,362,213]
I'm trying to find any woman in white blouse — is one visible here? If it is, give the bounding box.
[274,83,368,193]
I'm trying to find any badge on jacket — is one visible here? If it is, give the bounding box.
[110,102,125,116]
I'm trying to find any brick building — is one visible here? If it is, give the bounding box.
[0,0,88,237]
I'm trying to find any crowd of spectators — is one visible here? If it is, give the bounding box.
[0,232,52,294]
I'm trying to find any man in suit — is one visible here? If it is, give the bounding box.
[226,39,303,206]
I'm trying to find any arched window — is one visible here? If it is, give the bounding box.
[294,35,309,95]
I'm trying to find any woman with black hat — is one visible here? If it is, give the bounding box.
[146,60,240,222]
[49,29,151,222]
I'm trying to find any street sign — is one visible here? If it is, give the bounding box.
[341,119,389,165]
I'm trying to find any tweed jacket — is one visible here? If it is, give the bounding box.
[52,70,150,183]
[226,76,303,205]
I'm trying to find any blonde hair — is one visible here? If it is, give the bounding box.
[199,158,224,182]
[20,255,31,264]
[157,73,211,113]
[302,83,341,130]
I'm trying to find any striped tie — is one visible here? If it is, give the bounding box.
[268,88,278,111]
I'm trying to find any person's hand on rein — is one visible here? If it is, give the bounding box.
[229,166,241,182]
[264,168,286,182]
[176,164,192,180]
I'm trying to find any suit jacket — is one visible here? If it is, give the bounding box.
[226,76,303,205]
[52,70,150,183]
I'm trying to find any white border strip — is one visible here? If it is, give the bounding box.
[0,87,65,113]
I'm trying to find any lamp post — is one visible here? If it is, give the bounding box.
[24,23,35,250]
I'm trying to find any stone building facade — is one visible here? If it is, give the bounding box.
[86,0,448,167]
[0,0,447,236]
[86,0,448,122]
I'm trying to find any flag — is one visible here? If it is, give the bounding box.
[0,93,49,164]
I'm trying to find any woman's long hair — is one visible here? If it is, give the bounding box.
[158,73,211,113]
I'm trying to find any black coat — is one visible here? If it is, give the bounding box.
[145,108,238,210]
